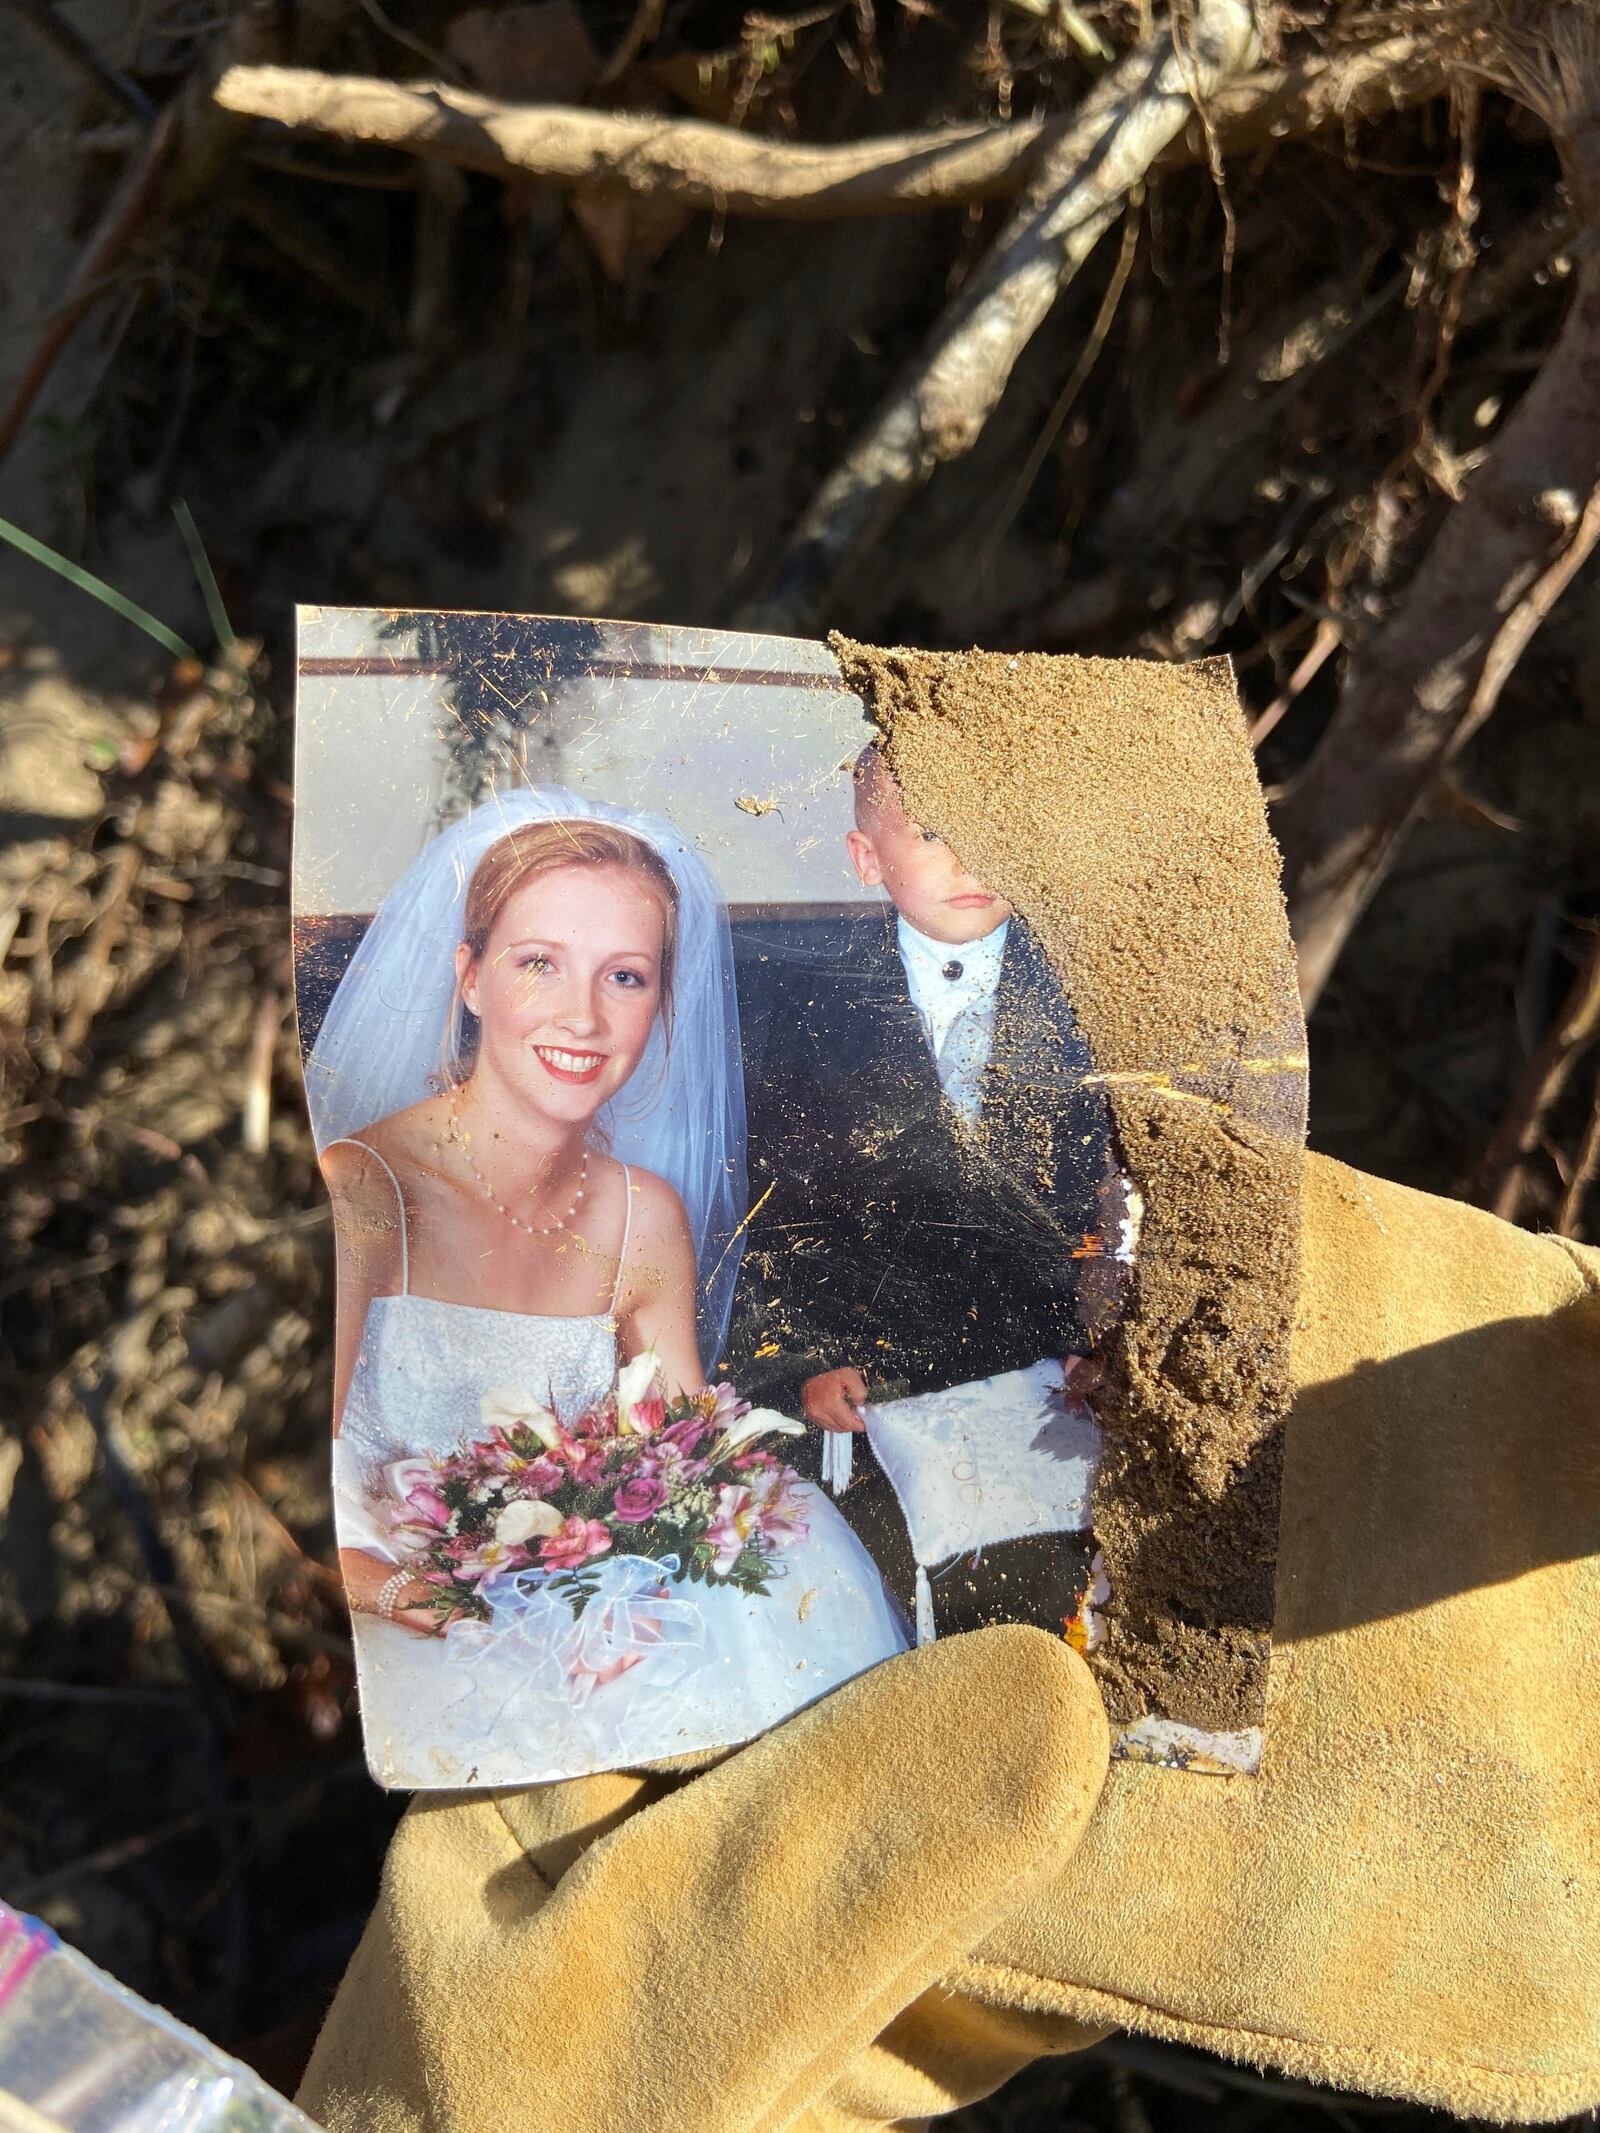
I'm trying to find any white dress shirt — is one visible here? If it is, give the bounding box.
[896,916,1009,1122]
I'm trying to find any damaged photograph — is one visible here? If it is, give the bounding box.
[292,606,1255,1790]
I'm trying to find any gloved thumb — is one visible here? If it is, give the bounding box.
[300,1624,1108,2133]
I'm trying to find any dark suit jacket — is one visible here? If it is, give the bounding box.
[725,911,1113,1417]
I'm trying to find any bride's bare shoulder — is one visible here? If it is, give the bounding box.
[320,1096,448,1203]
[619,1164,693,1252]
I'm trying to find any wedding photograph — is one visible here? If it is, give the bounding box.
[293,606,1131,1787]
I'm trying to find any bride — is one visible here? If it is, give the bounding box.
[307,787,908,1787]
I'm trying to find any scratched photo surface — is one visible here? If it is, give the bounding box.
[292,606,1154,1790]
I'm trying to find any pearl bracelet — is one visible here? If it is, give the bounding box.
[375,1567,414,1621]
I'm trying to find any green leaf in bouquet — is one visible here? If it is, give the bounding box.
[549,1567,604,1618]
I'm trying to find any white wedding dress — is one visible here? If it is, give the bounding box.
[332,1144,910,1788]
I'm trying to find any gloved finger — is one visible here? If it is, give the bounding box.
[299,1625,1109,2133]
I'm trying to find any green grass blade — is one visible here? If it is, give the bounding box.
[172,499,236,652]
[0,512,195,661]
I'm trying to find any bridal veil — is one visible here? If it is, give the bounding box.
[303,786,748,1360]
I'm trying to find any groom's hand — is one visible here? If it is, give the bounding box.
[802,1366,869,1432]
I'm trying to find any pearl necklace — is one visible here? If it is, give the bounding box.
[450,1092,589,1237]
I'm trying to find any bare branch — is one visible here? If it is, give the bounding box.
[212,36,1438,222]
[1478,930,1600,1224]
[214,65,1063,212]
[1270,2,1600,1009]
[1275,154,1600,1004]
[8,0,155,121]
[740,0,1260,630]
[1557,1071,1600,1238]
[0,0,356,472]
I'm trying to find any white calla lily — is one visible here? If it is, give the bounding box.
[720,1405,804,1450]
[615,1348,663,1433]
[493,1498,564,1546]
[480,1384,564,1450]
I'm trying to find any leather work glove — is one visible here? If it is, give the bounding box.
[299,1151,1600,2132]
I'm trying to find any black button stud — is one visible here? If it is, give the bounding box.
[941,959,963,981]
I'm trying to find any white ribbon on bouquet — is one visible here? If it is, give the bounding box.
[441,1553,707,1736]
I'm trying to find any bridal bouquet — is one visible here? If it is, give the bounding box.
[372,1355,810,1624]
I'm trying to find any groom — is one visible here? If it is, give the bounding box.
[726,748,1121,1637]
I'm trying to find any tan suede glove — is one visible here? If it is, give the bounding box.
[300,1154,1600,2132]
[298,1626,1111,2133]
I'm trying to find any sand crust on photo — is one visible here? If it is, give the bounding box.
[830,635,1306,1733]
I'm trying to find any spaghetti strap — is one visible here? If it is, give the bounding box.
[325,1136,410,1296]
[609,1163,635,1318]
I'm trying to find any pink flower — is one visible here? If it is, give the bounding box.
[704,1484,757,1577]
[403,1479,453,1531]
[627,1393,666,1437]
[382,1454,439,1502]
[616,1349,664,1433]
[455,1540,532,1582]
[540,1516,613,1570]
[612,1474,669,1524]
[381,1465,451,1551]
[542,1429,601,1489]
[662,1416,711,1457]
[757,1480,809,1550]
[565,1445,609,1489]
[525,1455,563,1493]
[709,1382,750,1427]
[477,1426,530,1472]
[731,1462,808,1552]
[643,1440,703,1490]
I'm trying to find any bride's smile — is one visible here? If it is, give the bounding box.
[533,1044,608,1084]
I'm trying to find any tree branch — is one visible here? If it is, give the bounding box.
[0,0,355,471]
[212,36,1436,222]
[1276,276,1600,1006]
[8,0,156,122]
[1478,929,1600,1223]
[1275,16,1600,1011]
[739,0,1260,631]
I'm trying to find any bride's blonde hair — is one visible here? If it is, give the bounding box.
[443,819,680,1084]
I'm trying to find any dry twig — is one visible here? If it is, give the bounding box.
[0,0,355,470]
[1250,615,1342,749]
[1275,4,1600,1009]
[742,0,1260,630]
[1479,928,1600,1223]
[215,64,1059,210]
[1095,262,1403,556]
[9,0,155,121]
[213,36,1438,221]
[1557,1080,1600,1237]
[975,189,1143,579]
[242,989,281,1157]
